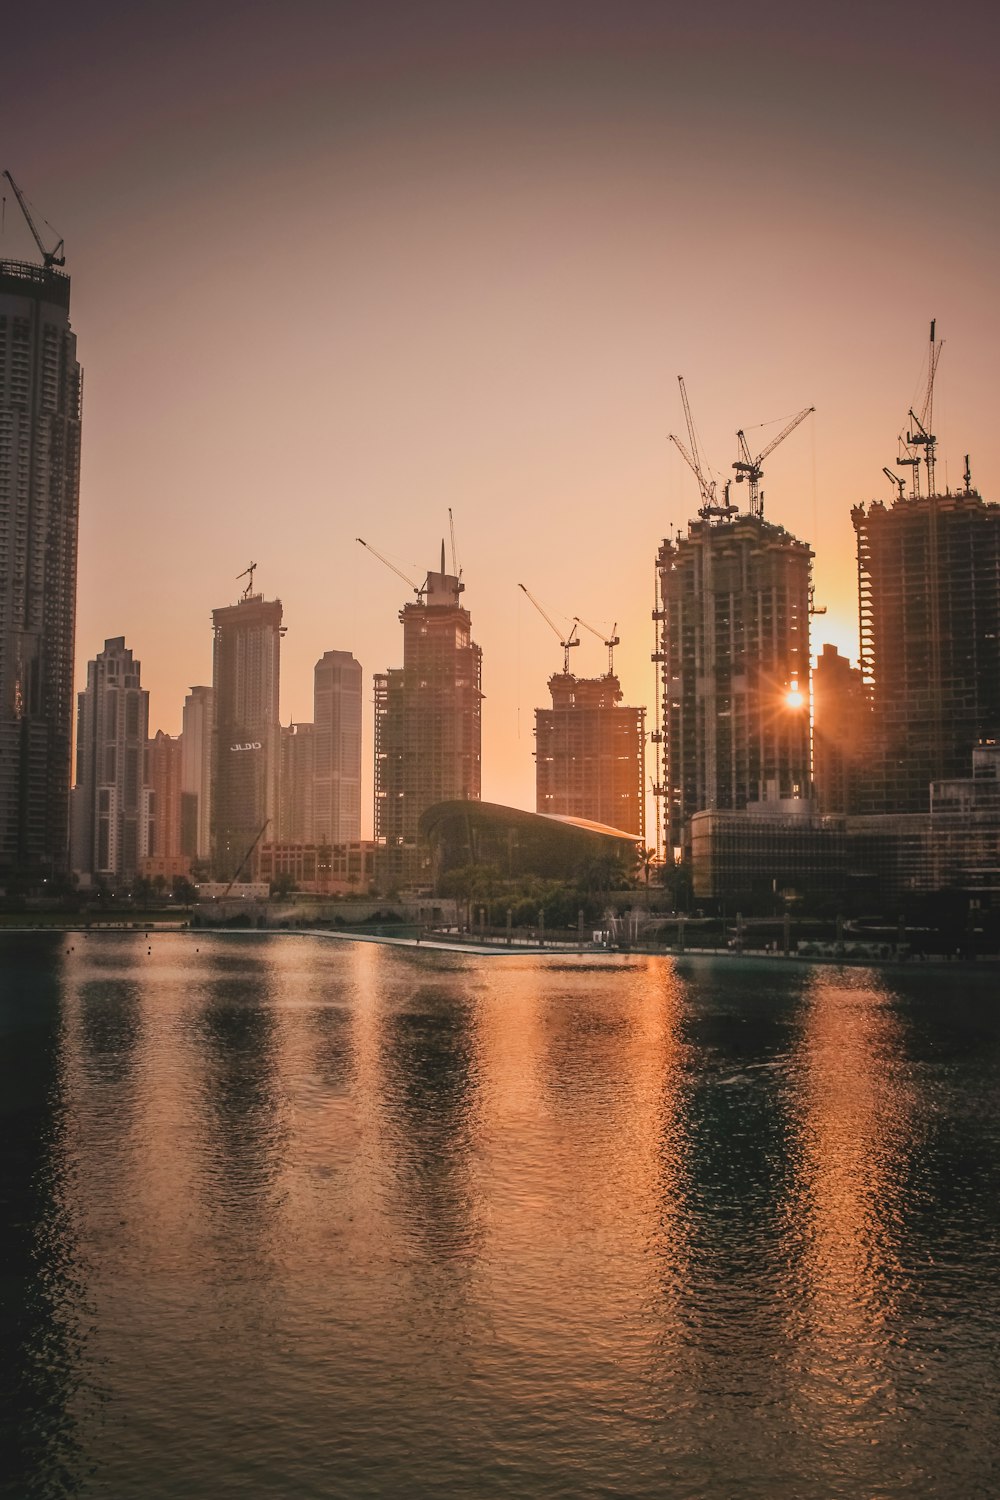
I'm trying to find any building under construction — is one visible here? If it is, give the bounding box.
[853,485,1000,813]
[535,672,645,839]
[853,322,1000,813]
[373,546,482,889]
[656,379,815,856]
[656,513,813,853]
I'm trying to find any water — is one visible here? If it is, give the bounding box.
[2,932,999,1499]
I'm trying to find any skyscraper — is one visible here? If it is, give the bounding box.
[535,672,646,837]
[374,548,481,887]
[278,721,315,843]
[143,729,184,866]
[211,588,283,881]
[70,637,148,882]
[313,650,363,846]
[181,685,213,863]
[812,643,869,816]
[853,484,1000,812]
[0,253,82,878]
[655,513,813,854]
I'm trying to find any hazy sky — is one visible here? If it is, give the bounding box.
[4,1,998,832]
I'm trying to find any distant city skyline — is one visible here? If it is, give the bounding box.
[3,1,996,833]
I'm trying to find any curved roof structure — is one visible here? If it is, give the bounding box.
[419,800,638,886]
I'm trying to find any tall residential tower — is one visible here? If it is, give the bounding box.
[0,245,82,877]
[655,512,813,854]
[853,484,1000,813]
[70,637,148,883]
[374,547,481,887]
[211,588,283,881]
[313,650,363,845]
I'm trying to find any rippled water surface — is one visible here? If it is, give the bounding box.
[2,932,999,1499]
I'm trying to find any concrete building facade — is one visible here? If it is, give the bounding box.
[181,685,213,863]
[812,643,869,816]
[853,487,1000,812]
[655,513,813,854]
[0,258,82,879]
[374,551,482,888]
[211,592,283,881]
[535,672,646,838]
[143,729,184,865]
[70,637,148,883]
[313,649,363,845]
[278,721,315,843]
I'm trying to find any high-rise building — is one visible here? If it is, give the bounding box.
[313,650,363,845]
[70,637,148,882]
[853,485,1000,812]
[812,643,870,816]
[211,590,283,881]
[181,685,213,863]
[278,721,315,843]
[374,548,482,887]
[535,672,646,837]
[0,255,82,878]
[143,729,184,864]
[655,513,813,854]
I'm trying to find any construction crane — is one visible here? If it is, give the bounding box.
[882,466,906,502]
[574,615,620,675]
[808,585,826,618]
[733,404,815,519]
[447,507,461,578]
[357,538,425,598]
[668,376,737,521]
[519,584,579,673]
[236,561,257,599]
[904,319,943,498]
[2,170,65,268]
[222,819,271,899]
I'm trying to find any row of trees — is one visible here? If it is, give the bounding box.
[438,850,655,929]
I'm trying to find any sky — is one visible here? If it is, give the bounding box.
[3,0,998,834]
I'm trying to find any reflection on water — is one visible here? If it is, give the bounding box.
[2,934,999,1499]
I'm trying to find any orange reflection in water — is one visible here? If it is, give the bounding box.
[788,967,918,1441]
[469,956,691,1388]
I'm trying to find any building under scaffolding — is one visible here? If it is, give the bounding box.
[853,486,1000,813]
[534,673,645,839]
[374,549,482,888]
[654,513,813,855]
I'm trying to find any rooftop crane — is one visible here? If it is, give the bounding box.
[668,375,737,521]
[574,615,620,675]
[903,319,943,498]
[518,584,579,673]
[447,507,461,578]
[357,537,425,598]
[236,561,257,599]
[733,404,815,519]
[2,169,65,268]
[882,466,906,502]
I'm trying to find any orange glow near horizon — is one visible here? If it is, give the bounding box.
[4,5,996,836]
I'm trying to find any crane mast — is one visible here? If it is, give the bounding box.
[669,376,736,521]
[519,584,579,673]
[2,169,65,268]
[904,319,943,498]
[236,561,258,599]
[733,404,815,519]
[574,615,620,675]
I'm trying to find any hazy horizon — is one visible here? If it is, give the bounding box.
[4,0,997,834]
